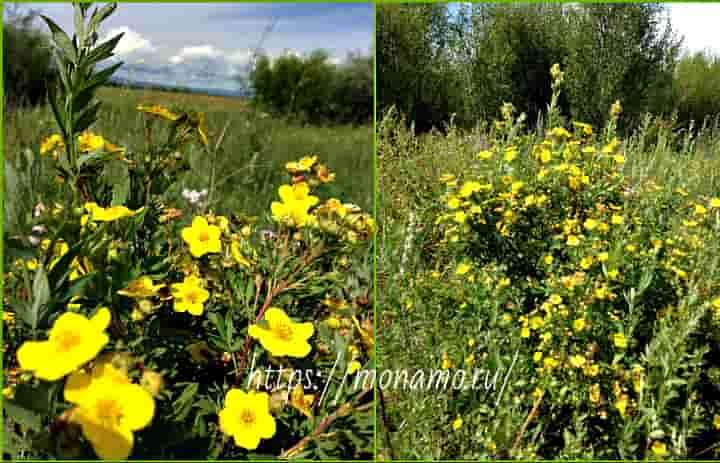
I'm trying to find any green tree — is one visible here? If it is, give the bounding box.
[3,6,57,106]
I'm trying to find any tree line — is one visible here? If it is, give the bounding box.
[377,3,720,132]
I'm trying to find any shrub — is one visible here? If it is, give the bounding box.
[379,65,720,459]
[3,5,374,459]
[250,51,372,125]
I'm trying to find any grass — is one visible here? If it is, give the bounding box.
[376,107,720,459]
[4,86,373,223]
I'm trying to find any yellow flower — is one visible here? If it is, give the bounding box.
[710,198,720,209]
[290,384,315,418]
[459,181,482,198]
[477,150,493,160]
[3,386,15,399]
[248,307,314,358]
[530,316,544,330]
[520,326,531,338]
[573,318,586,332]
[181,216,222,258]
[452,415,463,431]
[285,155,318,174]
[651,441,667,457]
[566,235,580,247]
[455,263,472,276]
[136,104,179,121]
[550,127,571,139]
[613,332,628,349]
[271,183,319,228]
[64,360,155,459]
[589,383,601,404]
[219,389,276,450]
[615,394,629,418]
[569,354,586,368]
[84,202,138,223]
[40,134,65,157]
[544,255,554,265]
[17,308,110,381]
[347,360,362,375]
[78,131,106,152]
[584,218,598,231]
[611,214,624,225]
[117,277,164,299]
[580,256,593,269]
[585,364,600,377]
[171,275,209,316]
[597,252,609,263]
[539,149,552,164]
[714,414,720,430]
[231,241,252,268]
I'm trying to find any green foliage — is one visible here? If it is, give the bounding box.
[378,68,720,459]
[250,51,372,125]
[377,4,686,131]
[674,52,720,126]
[3,6,57,107]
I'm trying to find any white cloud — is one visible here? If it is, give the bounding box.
[101,27,155,55]
[169,45,222,64]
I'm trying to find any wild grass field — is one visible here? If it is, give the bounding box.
[4,85,373,230]
[377,69,720,459]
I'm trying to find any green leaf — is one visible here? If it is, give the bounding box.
[3,401,42,431]
[74,100,101,133]
[173,383,199,422]
[86,32,124,64]
[47,86,68,138]
[41,15,77,62]
[84,62,123,90]
[31,265,51,333]
[88,3,117,35]
[74,4,86,46]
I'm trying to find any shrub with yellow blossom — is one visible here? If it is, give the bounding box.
[378,64,720,459]
[3,3,373,460]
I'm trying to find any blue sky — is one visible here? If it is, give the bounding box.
[6,3,373,93]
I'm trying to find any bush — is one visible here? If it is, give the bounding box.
[3,6,57,107]
[378,65,720,459]
[250,51,372,125]
[3,5,374,459]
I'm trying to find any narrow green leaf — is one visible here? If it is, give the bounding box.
[74,4,85,46]
[74,100,102,133]
[41,15,77,62]
[86,32,124,64]
[88,3,117,35]
[47,86,68,138]
[31,266,51,333]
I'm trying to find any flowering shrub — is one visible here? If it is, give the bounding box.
[3,4,373,459]
[379,65,720,458]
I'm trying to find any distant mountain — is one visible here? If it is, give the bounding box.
[107,75,252,98]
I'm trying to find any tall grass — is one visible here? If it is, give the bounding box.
[4,86,373,230]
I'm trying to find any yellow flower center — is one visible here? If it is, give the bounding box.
[185,289,200,304]
[239,408,256,426]
[95,398,123,424]
[198,230,210,242]
[55,330,82,352]
[271,321,293,341]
